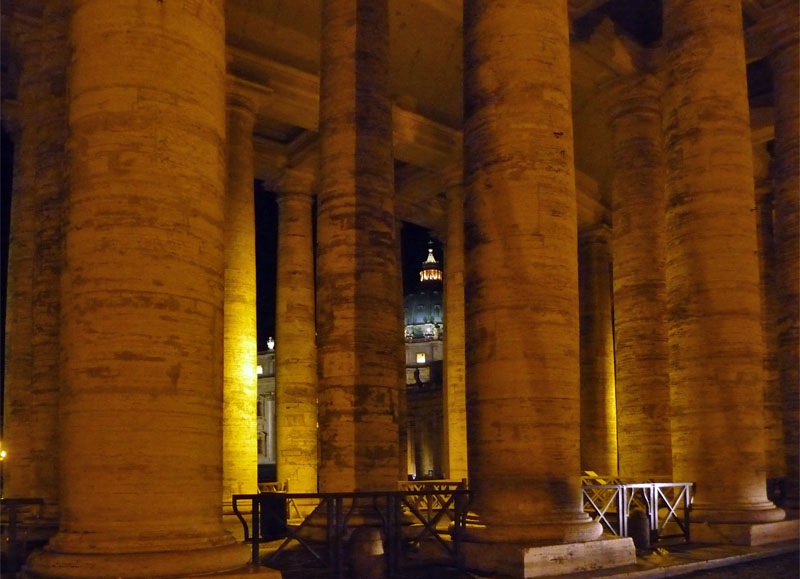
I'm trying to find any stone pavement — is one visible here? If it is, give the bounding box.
[678,551,798,579]
[261,538,799,578]
[536,539,799,579]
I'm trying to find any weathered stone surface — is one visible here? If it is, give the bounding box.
[443,175,468,482]
[755,189,786,480]
[608,75,672,480]
[579,227,618,477]
[662,0,783,523]
[463,0,601,543]
[316,0,405,492]
[26,1,249,576]
[223,79,267,505]
[461,536,636,578]
[276,171,318,500]
[691,519,800,546]
[770,18,800,511]
[2,0,67,526]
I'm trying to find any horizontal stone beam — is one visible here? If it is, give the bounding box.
[744,0,796,62]
[413,0,615,22]
[228,46,462,173]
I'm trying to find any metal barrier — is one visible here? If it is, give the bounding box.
[232,489,471,578]
[582,482,692,543]
[256,481,304,520]
[396,480,467,528]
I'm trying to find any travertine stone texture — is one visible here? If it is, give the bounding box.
[691,518,799,546]
[443,176,468,482]
[755,190,786,479]
[662,0,783,523]
[27,1,249,576]
[608,76,673,480]
[463,0,602,543]
[578,228,618,477]
[770,21,800,510]
[317,0,405,492]
[461,536,636,578]
[223,80,266,503]
[2,1,67,525]
[276,171,319,499]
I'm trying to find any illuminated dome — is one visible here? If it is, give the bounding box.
[404,244,443,341]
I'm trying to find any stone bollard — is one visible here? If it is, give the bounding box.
[348,526,387,579]
[628,509,651,550]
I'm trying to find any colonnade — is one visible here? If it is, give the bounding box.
[2,0,797,577]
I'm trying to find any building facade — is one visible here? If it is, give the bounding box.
[256,348,277,473]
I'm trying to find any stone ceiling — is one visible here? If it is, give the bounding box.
[223,0,783,234]
[0,0,786,235]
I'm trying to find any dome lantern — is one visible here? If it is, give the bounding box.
[419,244,442,283]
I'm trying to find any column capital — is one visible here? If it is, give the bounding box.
[755,184,774,203]
[439,163,464,190]
[277,168,316,203]
[226,75,272,117]
[597,73,663,122]
[2,100,23,142]
[579,224,611,246]
[755,0,799,61]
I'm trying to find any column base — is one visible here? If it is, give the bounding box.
[223,501,250,542]
[691,519,800,546]
[23,565,280,579]
[24,540,251,579]
[462,516,604,544]
[461,536,636,578]
[691,502,786,524]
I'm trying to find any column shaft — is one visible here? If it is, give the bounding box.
[579,229,618,477]
[222,81,271,544]
[443,181,468,482]
[317,0,405,492]
[609,77,672,479]
[223,87,261,502]
[2,1,67,525]
[276,176,318,496]
[755,190,786,480]
[662,0,782,522]
[463,0,601,543]
[28,2,249,575]
[771,24,800,510]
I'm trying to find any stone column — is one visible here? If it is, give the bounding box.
[27,2,250,576]
[578,227,618,477]
[754,188,785,481]
[463,0,602,544]
[770,13,800,511]
[223,77,269,506]
[662,0,783,523]
[2,3,67,529]
[275,170,318,500]
[317,0,405,492]
[608,76,672,480]
[442,171,468,482]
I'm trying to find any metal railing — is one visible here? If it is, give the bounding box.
[582,481,692,543]
[256,481,304,520]
[396,480,467,529]
[233,489,471,578]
